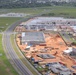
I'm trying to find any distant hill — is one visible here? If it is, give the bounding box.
[0,0,76,8]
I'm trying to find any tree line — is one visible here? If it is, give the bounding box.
[0,0,76,8]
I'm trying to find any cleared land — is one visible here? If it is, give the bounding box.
[0,17,21,31]
[16,32,76,75]
[0,34,18,75]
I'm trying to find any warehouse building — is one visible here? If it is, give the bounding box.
[20,17,76,31]
[21,32,45,45]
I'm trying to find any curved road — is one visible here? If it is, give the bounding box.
[2,10,51,75]
[3,17,35,75]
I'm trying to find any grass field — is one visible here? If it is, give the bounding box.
[0,6,76,32]
[0,6,76,17]
[0,34,18,75]
[49,6,76,18]
[0,17,21,31]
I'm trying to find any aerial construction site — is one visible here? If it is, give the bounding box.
[15,17,76,75]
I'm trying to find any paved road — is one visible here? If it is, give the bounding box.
[3,17,36,75]
[3,18,34,75]
[3,33,34,75]
[2,11,50,75]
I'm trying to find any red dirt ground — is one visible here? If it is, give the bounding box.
[16,33,76,74]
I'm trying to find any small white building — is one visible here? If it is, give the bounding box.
[63,47,73,54]
[63,47,76,56]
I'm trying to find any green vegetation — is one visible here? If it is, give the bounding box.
[0,0,76,9]
[36,66,44,72]
[10,34,39,75]
[60,32,76,45]
[1,5,76,75]
[41,6,76,18]
[0,6,76,32]
[0,6,76,18]
[0,0,52,8]
[0,17,21,31]
[0,34,18,75]
[59,32,72,43]
[0,7,47,15]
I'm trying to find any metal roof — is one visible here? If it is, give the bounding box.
[59,71,72,75]
[22,32,45,42]
[22,17,76,26]
[37,54,55,59]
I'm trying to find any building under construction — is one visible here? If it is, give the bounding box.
[21,32,45,45]
[20,17,76,31]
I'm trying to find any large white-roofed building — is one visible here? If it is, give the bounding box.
[21,32,45,45]
[20,17,76,32]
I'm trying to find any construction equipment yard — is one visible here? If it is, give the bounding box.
[16,32,76,75]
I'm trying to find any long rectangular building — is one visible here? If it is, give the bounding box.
[20,17,76,31]
[22,32,45,45]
